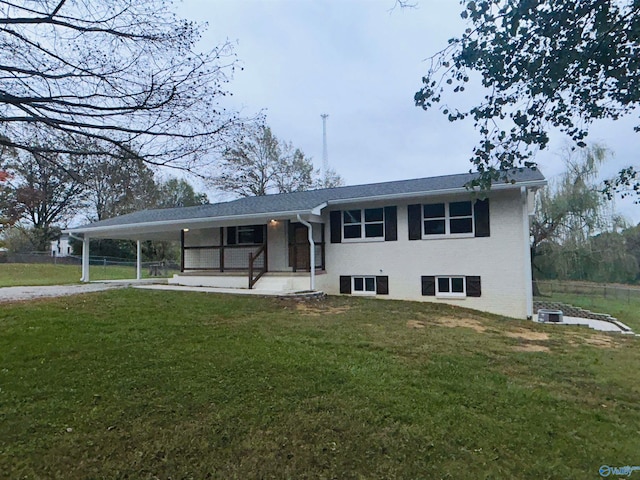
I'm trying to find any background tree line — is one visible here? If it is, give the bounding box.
[0,123,342,261]
[0,139,210,259]
[531,144,640,286]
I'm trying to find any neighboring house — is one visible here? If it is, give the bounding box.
[50,233,73,257]
[66,169,546,319]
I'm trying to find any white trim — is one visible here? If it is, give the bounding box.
[66,208,319,236]
[325,180,547,207]
[435,276,466,298]
[422,200,474,238]
[342,207,385,241]
[136,240,142,280]
[81,236,90,283]
[352,276,377,295]
[522,187,534,319]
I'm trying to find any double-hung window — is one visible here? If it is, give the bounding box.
[423,201,473,237]
[343,208,384,240]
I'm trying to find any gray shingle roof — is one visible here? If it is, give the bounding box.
[71,168,545,232]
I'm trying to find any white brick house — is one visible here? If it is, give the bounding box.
[66,169,546,319]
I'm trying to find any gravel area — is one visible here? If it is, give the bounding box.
[0,283,127,303]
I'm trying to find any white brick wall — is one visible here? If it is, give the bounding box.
[316,189,531,319]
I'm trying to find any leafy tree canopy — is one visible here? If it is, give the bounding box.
[2,140,86,250]
[211,125,343,197]
[529,144,637,284]
[415,0,640,195]
[156,177,209,208]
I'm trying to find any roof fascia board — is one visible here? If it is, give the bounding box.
[325,180,547,207]
[67,208,316,235]
[311,202,327,216]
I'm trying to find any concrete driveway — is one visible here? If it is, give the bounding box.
[0,282,128,303]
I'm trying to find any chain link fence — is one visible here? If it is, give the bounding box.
[535,279,640,304]
[0,251,180,279]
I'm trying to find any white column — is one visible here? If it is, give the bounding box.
[136,240,142,280]
[522,187,534,320]
[81,235,90,282]
[297,214,315,291]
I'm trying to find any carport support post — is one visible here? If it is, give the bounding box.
[136,240,142,280]
[81,235,90,283]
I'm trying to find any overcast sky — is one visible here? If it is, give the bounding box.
[178,0,640,224]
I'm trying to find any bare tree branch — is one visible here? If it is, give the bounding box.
[0,0,251,173]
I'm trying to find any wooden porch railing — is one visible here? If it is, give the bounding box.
[248,244,267,289]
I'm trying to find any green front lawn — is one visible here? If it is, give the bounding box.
[1,290,638,479]
[0,263,170,287]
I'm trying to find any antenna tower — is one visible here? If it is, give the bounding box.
[321,114,329,178]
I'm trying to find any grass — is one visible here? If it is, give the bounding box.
[1,289,639,479]
[538,292,640,332]
[535,281,640,333]
[0,263,171,286]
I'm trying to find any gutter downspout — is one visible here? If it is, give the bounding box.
[521,187,533,320]
[296,214,315,291]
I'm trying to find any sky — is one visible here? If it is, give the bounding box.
[178,0,640,224]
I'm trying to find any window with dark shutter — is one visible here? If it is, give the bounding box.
[408,204,422,240]
[466,276,482,297]
[421,276,436,296]
[376,276,389,295]
[474,199,490,237]
[330,211,342,243]
[384,206,397,241]
[339,276,351,294]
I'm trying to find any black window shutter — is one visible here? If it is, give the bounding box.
[384,206,397,241]
[408,204,422,240]
[474,199,490,237]
[421,276,436,296]
[466,276,482,297]
[253,224,264,244]
[330,211,342,243]
[339,276,351,294]
[376,276,389,295]
[227,226,237,245]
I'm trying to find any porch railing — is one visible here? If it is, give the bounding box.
[182,244,264,272]
[248,244,267,289]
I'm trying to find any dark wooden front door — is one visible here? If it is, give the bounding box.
[289,223,310,271]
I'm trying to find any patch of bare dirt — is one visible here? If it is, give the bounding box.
[511,344,551,353]
[407,320,426,329]
[504,329,550,341]
[432,317,487,333]
[294,303,351,317]
[582,334,619,348]
[563,332,620,349]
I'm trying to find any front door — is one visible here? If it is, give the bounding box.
[289,223,310,271]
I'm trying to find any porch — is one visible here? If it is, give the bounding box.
[74,216,326,293]
[178,222,325,290]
